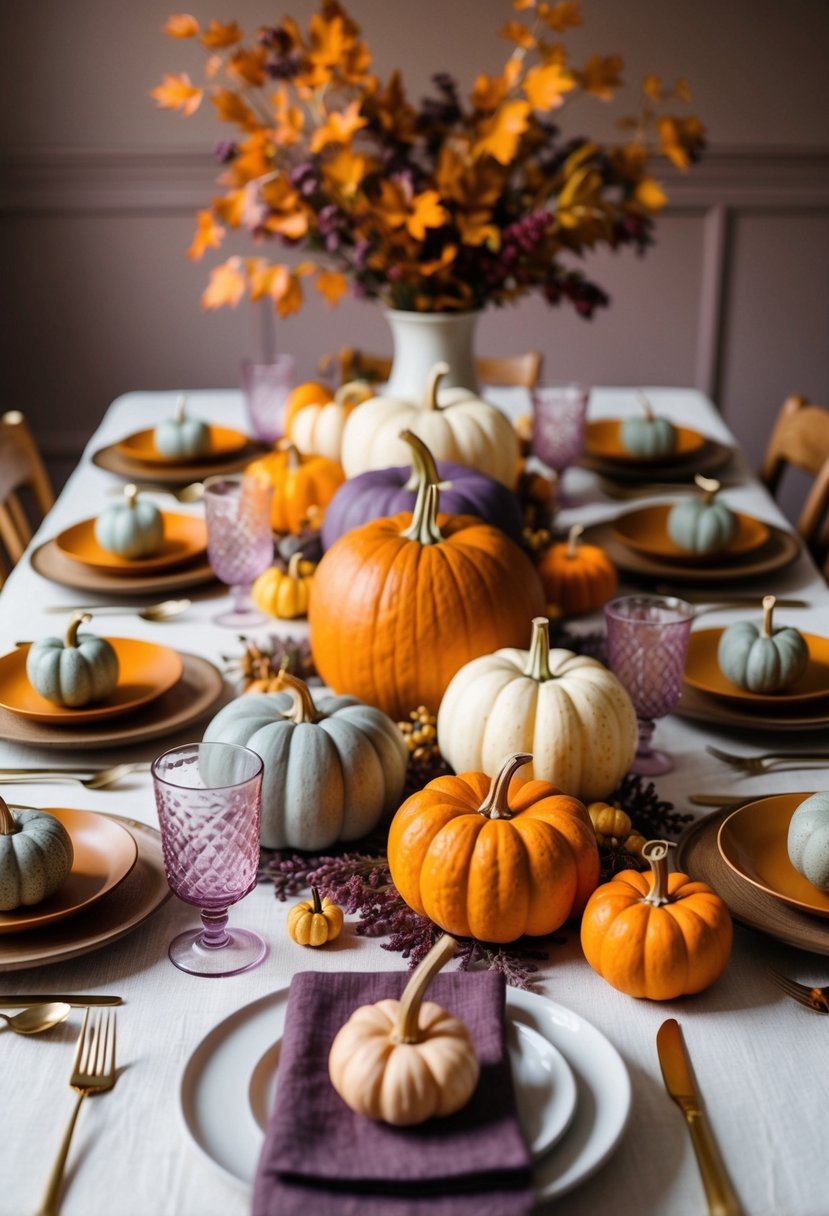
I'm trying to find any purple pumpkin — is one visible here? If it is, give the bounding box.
[321,430,525,551]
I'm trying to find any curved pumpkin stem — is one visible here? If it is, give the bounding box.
[477,753,533,821]
[566,524,584,559]
[401,482,444,546]
[286,552,310,580]
[65,611,92,650]
[273,670,320,724]
[392,933,457,1045]
[524,617,553,682]
[174,392,187,424]
[422,362,449,412]
[694,473,721,505]
[761,594,776,638]
[0,797,19,836]
[399,429,441,496]
[310,886,323,915]
[285,443,303,472]
[636,391,655,422]
[124,483,139,510]
[641,839,676,907]
[335,380,372,408]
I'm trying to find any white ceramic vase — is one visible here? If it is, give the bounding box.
[383,309,481,397]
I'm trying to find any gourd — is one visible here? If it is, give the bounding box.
[580,840,733,999]
[287,887,344,946]
[202,671,408,850]
[328,934,480,1126]
[388,752,600,942]
[620,394,677,458]
[321,429,525,551]
[26,612,119,708]
[251,554,315,620]
[787,793,829,892]
[245,444,345,534]
[285,380,372,463]
[718,594,808,693]
[587,802,647,858]
[309,483,546,720]
[340,362,519,488]
[537,523,618,616]
[666,474,737,554]
[436,616,637,803]
[94,483,165,559]
[153,393,211,460]
[0,799,74,911]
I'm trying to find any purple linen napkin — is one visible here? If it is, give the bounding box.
[252,969,535,1216]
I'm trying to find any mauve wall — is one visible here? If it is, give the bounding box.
[1,0,828,511]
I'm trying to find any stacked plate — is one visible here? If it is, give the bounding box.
[93,424,268,486]
[581,418,734,483]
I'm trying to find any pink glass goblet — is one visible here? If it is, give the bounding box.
[241,354,296,444]
[203,472,273,628]
[531,382,589,505]
[152,742,266,977]
[604,594,695,776]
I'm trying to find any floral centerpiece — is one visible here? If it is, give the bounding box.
[152,0,704,323]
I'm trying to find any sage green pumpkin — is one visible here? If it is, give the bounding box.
[718,595,808,693]
[26,612,119,708]
[667,474,737,554]
[154,393,211,459]
[787,793,829,892]
[95,484,164,558]
[202,672,408,850]
[0,799,74,911]
[620,396,677,458]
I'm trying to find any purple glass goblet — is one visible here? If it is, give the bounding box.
[531,382,589,504]
[604,595,695,776]
[241,354,296,444]
[152,742,266,977]
[203,472,273,628]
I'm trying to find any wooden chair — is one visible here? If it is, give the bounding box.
[321,348,543,389]
[759,394,829,563]
[0,411,55,582]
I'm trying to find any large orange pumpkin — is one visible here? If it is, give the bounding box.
[538,523,618,616]
[246,443,345,534]
[308,484,545,718]
[580,840,732,999]
[387,752,600,942]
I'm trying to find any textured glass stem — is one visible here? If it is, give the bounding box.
[636,718,657,758]
[199,908,231,949]
[230,584,253,614]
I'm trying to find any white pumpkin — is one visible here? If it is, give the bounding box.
[0,799,74,911]
[153,393,211,459]
[340,362,519,487]
[287,380,372,463]
[787,793,829,892]
[437,616,637,801]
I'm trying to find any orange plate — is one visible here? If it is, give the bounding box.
[586,419,706,465]
[55,514,207,575]
[115,425,249,466]
[0,808,138,935]
[0,638,183,725]
[718,795,829,919]
[685,628,829,708]
[611,503,770,565]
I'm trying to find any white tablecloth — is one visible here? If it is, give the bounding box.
[1,388,827,1216]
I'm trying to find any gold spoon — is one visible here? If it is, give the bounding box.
[106,481,204,503]
[42,598,192,622]
[0,1003,72,1035]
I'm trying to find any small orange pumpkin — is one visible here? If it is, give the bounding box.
[580,840,733,999]
[283,380,333,428]
[537,523,617,616]
[246,443,345,534]
[387,752,600,943]
[285,380,372,463]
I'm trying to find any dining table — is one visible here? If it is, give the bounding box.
[1,384,827,1216]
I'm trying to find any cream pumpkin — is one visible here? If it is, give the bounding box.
[340,362,519,487]
[287,380,373,463]
[437,616,637,801]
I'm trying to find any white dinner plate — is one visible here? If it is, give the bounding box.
[179,985,631,1205]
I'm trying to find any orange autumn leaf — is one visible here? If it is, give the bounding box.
[635,178,668,210]
[228,47,267,87]
[643,73,663,102]
[248,262,305,318]
[324,149,368,197]
[524,62,575,110]
[163,13,199,38]
[575,53,624,100]
[315,270,348,305]
[471,73,509,112]
[457,211,501,249]
[212,189,245,227]
[513,0,536,8]
[202,257,246,309]
[150,73,203,117]
[211,88,257,131]
[499,21,536,49]
[201,19,242,49]
[473,101,531,165]
[187,209,225,260]
[675,77,692,103]
[538,1,582,32]
[406,190,449,240]
[658,115,705,169]
[271,86,304,146]
[309,100,367,153]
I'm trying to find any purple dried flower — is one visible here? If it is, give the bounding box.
[214,139,238,164]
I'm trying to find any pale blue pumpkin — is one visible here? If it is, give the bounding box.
[0,800,74,911]
[154,394,211,459]
[787,793,829,892]
[667,474,737,554]
[95,484,164,558]
[26,612,119,708]
[620,396,677,458]
[718,595,808,693]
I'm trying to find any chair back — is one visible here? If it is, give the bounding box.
[323,349,543,390]
[759,393,829,561]
[0,411,55,576]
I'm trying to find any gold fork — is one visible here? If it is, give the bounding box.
[36,1009,118,1216]
[705,745,829,774]
[767,969,829,1014]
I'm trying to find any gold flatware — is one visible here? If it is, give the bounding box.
[767,969,829,1013]
[0,1003,71,1035]
[689,794,752,807]
[706,745,829,774]
[106,481,204,503]
[656,1018,743,1216]
[0,763,150,790]
[42,598,192,622]
[0,995,122,1008]
[36,1008,118,1216]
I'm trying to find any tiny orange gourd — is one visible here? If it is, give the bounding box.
[251,553,315,620]
[246,443,345,534]
[287,886,344,947]
[537,523,618,616]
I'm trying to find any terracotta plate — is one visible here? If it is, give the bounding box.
[55,514,207,575]
[718,795,829,919]
[674,680,829,731]
[684,629,829,708]
[92,439,270,486]
[116,425,249,465]
[0,639,183,725]
[582,437,735,484]
[30,537,215,595]
[0,808,138,935]
[611,504,770,564]
[586,419,706,464]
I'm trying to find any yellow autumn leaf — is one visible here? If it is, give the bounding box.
[202,258,246,309]
[575,54,624,100]
[658,115,705,169]
[149,73,203,118]
[524,62,575,110]
[324,149,368,198]
[315,270,348,305]
[187,209,225,260]
[635,178,668,210]
[538,1,582,32]
[309,100,367,153]
[201,19,242,49]
[473,100,531,165]
[406,190,449,240]
[471,73,508,113]
[163,14,199,38]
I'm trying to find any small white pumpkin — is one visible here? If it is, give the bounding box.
[153,393,211,459]
[667,474,738,554]
[437,616,638,802]
[620,394,677,458]
[718,595,809,693]
[787,793,829,892]
[26,612,119,708]
[94,484,164,558]
[287,380,373,463]
[0,799,74,911]
[340,362,519,487]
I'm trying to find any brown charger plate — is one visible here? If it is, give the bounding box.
[585,419,707,465]
[674,679,829,731]
[30,537,216,594]
[685,628,829,708]
[92,438,270,486]
[0,814,171,971]
[0,651,226,749]
[677,805,829,956]
[56,514,208,575]
[583,519,801,585]
[612,504,770,565]
[581,437,735,484]
[116,425,249,465]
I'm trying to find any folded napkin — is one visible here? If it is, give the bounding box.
[252,969,535,1216]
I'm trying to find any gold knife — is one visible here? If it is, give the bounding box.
[657,1018,743,1216]
[0,995,122,1007]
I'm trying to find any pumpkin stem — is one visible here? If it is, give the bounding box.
[694,473,721,505]
[174,392,187,424]
[286,552,308,580]
[399,429,441,495]
[524,617,553,682]
[392,933,457,1044]
[401,482,444,546]
[566,524,584,559]
[641,839,676,907]
[285,443,302,472]
[477,753,533,821]
[335,379,371,407]
[0,797,19,836]
[637,392,655,422]
[273,670,320,724]
[310,886,323,915]
[124,483,139,510]
[423,362,449,412]
[761,594,776,638]
[64,611,92,650]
